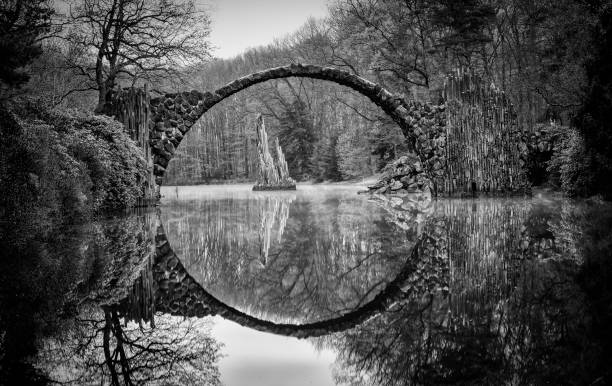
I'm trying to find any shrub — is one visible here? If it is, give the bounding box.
[547,127,595,198]
[47,110,148,212]
[0,100,148,230]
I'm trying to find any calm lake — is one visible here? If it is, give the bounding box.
[2,184,612,385]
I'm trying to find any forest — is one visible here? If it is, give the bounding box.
[147,0,612,191]
[2,0,611,199]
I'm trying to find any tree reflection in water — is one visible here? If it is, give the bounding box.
[324,199,612,386]
[3,184,612,385]
[0,210,223,386]
[158,189,612,385]
[161,189,423,323]
[36,308,221,386]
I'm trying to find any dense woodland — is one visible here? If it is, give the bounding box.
[1,0,611,198]
[152,0,612,188]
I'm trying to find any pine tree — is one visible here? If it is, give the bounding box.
[278,99,315,180]
[0,0,53,96]
[311,134,342,182]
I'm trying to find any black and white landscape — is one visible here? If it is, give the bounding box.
[2,1,612,385]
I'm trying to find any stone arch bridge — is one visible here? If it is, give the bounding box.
[113,63,528,198]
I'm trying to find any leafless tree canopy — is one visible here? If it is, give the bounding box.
[63,0,211,112]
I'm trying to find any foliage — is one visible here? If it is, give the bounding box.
[311,134,342,182]
[336,124,376,179]
[547,127,595,198]
[430,0,496,64]
[278,98,316,180]
[572,2,612,200]
[0,102,85,238]
[0,100,147,231]
[21,44,99,109]
[48,109,149,211]
[0,0,54,97]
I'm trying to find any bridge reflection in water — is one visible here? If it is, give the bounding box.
[113,187,603,384]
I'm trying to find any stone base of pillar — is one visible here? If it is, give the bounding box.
[252,184,296,191]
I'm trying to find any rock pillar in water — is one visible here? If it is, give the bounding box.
[274,137,295,186]
[253,115,296,191]
[256,115,279,185]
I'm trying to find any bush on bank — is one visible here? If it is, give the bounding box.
[0,100,147,232]
[547,127,596,198]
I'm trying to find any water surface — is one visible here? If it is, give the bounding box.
[1,184,611,385]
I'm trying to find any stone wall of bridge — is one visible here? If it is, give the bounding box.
[370,73,530,197]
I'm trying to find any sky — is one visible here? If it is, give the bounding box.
[203,0,330,59]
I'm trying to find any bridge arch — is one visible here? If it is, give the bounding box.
[144,223,444,338]
[148,64,442,187]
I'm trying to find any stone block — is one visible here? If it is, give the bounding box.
[153,164,166,176]
[164,141,176,154]
[154,154,169,168]
[400,175,414,185]
[390,180,403,190]
[190,89,202,102]
[151,140,164,152]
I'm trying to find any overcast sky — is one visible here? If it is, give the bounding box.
[204,0,329,59]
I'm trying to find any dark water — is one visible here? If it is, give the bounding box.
[1,184,612,385]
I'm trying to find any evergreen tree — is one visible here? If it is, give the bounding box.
[0,0,53,97]
[573,2,612,199]
[278,99,316,180]
[311,134,342,182]
[430,0,496,67]
[336,125,374,179]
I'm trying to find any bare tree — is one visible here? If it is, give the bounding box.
[63,0,211,113]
